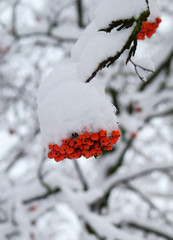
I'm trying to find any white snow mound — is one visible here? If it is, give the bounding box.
[37,62,118,150]
[94,0,147,29]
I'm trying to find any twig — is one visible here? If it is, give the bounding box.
[85,9,150,83]
[76,0,85,28]
[91,164,173,211]
[126,183,173,226]
[73,159,89,191]
[130,59,154,82]
[37,149,52,192]
[139,49,173,91]
[120,220,173,240]
[23,187,60,205]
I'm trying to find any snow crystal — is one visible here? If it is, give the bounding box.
[37,62,118,150]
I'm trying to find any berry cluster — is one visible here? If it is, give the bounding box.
[47,129,121,162]
[137,18,161,40]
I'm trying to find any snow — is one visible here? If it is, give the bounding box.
[123,217,173,236]
[148,0,161,22]
[37,61,118,150]
[94,0,147,29]
[0,30,13,51]
[133,58,155,72]
[37,0,160,150]
[71,21,98,62]
[52,25,82,39]
[77,27,133,80]
[71,0,148,81]
[85,212,146,240]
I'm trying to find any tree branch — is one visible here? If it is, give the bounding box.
[91,164,173,210]
[76,0,85,28]
[139,49,173,91]
[73,159,89,191]
[120,219,173,240]
[85,9,150,83]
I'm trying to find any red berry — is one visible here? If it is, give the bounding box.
[54,144,60,151]
[47,152,53,159]
[49,144,54,150]
[91,133,99,141]
[52,150,60,158]
[69,140,74,147]
[62,139,69,144]
[66,147,74,154]
[85,132,91,138]
[100,136,109,146]
[99,130,107,137]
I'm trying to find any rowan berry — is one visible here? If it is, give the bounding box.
[69,139,74,146]
[85,132,91,138]
[66,147,74,154]
[91,133,99,141]
[99,130,107,137]
[49,144,54,150]
[47,128,121,161]
[54,144,60,151]
[100,136,109,146]
[52,150,60,158]
[47,152,53,159]
[62,139,69,144]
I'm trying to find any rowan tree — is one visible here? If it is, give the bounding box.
[0,0,173,240]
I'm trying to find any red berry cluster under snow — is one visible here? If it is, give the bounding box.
[137,18,161,40]
[48,129,121,162]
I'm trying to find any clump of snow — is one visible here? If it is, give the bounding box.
[71,21,98,62]
[71,0,149,81]
[37,62,118,150]
[94,0,147,29]
[76,28,133,81]
[148,0,161,22]
[37,61,78,105]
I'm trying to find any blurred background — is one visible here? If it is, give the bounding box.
[0,0,173,239]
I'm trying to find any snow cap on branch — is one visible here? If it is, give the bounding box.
[94,0,147,29]
[37,61,118,150]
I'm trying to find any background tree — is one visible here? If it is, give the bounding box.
[0,0,173,240]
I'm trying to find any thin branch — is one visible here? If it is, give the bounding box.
[139,49,173,91]
[76,0,85,28]
[11,0,20,37]
[126,183,173,226]
[23,187,60,205]
[106,138,133,176]
[12,31,77,44]
[37,149,52,192]
[121,220,173,240]
[91,164,173,210]
[130,59,154,82]
[85,9,150,83]
[85,223,106,240]
[99,17,135,33]
[73,159,89,191]
[145,108,173,123]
